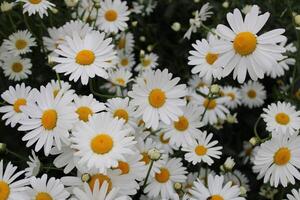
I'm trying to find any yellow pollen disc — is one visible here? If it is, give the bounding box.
[195,145,207,156]
[148,88,166,108]
[41,109,57,130]
[105,9,118,22]
[53,89,59,97]
[75,50,95,65]
[174,116,189,131]
[247,90,256,99]
[233,32,257,56]
[205,53,218,65]
[89,174,112,192]
[118,38,126,49]
[0,181,10,200]
[91,134,113,154]
[11,63,23,73]
[115,78,126,86]
[203,99,217,110]
[13,98,26,113]
[140,152,150,164]
[35,192,53,200]
[15,39,27,50]
[275,112,290,125]
[76,106,93,122]
[29,0,42,4]
[142,59,151,67]
[208,195,224,200]
[113,109,129,122]
[274,147,291,166]
[120,58,129,66]
[115,161,130,175]
[155,168,170,183]
[226,92,235,101]
[159,133,170,144]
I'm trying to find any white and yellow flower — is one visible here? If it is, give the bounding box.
[1,55,32,81]
[135,53,158,72]
[221,86,241,109]
[24,150,41,178]
[240,80,266,108]
[17,0,55,18]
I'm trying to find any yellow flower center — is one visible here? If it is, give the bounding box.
[195,145,207,156]
[11,62,23,73]
[15,39,27,50]
[91,134,113,154]
[233,32,257,56]
[174,116,189,131]
[226,92,235,101]
[118,38,126,49]
[155,168,170,183]
[105,10,118,22]
[35,192,53,200]
[113,109,129,122]
[29,0,42,4]
[142,59,151,67]
[114,161,130,175]
[205,53,218,65]
[148,88,166,108]
[75,50,95,65]
[41,109,57,130]
[115,78,126,86]
[247,90,256,99]
[140,152,150,165]
[275,112,290,125]
[203,99,217,110]
[89,174,112,192]
[274,147,291,166]
[159,133,170,144]
[76,106,93,122]
[0,181,10,200]
[208,195,224,200]
[120,58,129,66]
[13,98,26,113]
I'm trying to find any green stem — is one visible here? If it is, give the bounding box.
[7,12,16,32]
[6,149,27,161]
[142,160,154,189]
[89,79,118,99]
[56,73,62,89]
[254,116,262,142]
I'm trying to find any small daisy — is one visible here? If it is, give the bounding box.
[189,174,245,200]
[151,131,174,155]
[286,188,300,200]
[188,75,211,90]
[135,53,158,72]
[17,0,55,18]
[0,160,29,200]
[224,170,250,191]
[116,32,134,53]
[182,131,222,166]
[53,31,116,85]
[144,158,187,200]
[117,52,135,70]
[18,84,77,155]
[3,30,36,56]
[24,150,41,178]
[238,141,255,164]
[71,112,136,173]
[221,86,241,109]
[128,69,187,130]
[214,5,286,83]
[43,26,65,54]
[0,83,38,127]
[62,20,93,39]
[27,174,69,199]
[47,79,73,97]
[109,68,132,88]
[253,134,300,187]
[97,0,130,33]
[240,80,266,108]
[1,55,32,81]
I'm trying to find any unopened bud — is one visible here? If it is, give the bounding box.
[210,84,220,94]
[174,182,182,190]
[81,173,91,182]
[139,36,146,42]
[147,45,153,52]
[0,143,7,153]
[295,15,300,26]
[222,1,229,8]
[131,21,138,27]
[64,0,79,7]
[0,1,14,12]
[240,186,247,196]
[171,22,181,32]
[222,157,235,171]
[249,137,258,146]
[148,148,161,161]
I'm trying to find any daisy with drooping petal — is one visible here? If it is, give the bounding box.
[53,31,116,85]
[128,69,187,130]
[240,80,266,108]
[135,53,158,72]
[253,134,300,187]
[47,79,73,98]
[71,112,136,173]
[189,174,245,200]
[43,26,65,54]
[117,52,135,70]
[18,84,77,156]
[286,188,300,200]
[1,55,32,81]
[97,0,130,33]
[221,86,242,109]
[214,5,286,83]
[0,83,38,127]
[261,101,300,136]
[224,170,250,191]
[182,131,222,166]
[3,30,36,56]
[17,0,55,18]
[24,150,41,178]
[116,32,134,53]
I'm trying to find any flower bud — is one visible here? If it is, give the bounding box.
[171,22,181,32]
[240,186,247,196]
[221,157,235,172]
[148,148,161,161]
[0,143,7,153]
[81,173,91,182]
[222,1,229,8]
[0,1,14,12]
[174,182,182,190]
[139,36,146,42]
[131,21,138,27]
[210,84,220,94]
[295,15,300,26]
[64,0,79,7]
[249,137,258,146]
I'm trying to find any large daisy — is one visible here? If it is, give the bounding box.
[17,0,55,18]
[1,55,32,81]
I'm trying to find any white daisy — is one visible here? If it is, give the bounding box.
[0,83,38,127]
[128,69,187,130]
[24,150,41,178]
[77,0,98,22]
[214,5,286,83]
[116,32,134,54]
[151,131,174,155]
[238,141,255,164]
[43,26,65,54]
[47,79,73,97]
[253,134,300,187]
[117,52,135,70]
[182,131,222,166]
[1,55,32,81]
[224,170,250,191]
[62,20,93,39]
[188,75,211,90]
[18,84,77,155]
[109,68,132,88]
[240,80,266,108]
[221,86,241,109]
[53,31,116,85]
[17,0,55,18]
[135,53,158,72]
[71,112,136,173]
[97,0,130,33]
[3,30,36,56]
[286,188,300,200]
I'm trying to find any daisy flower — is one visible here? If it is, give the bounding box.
[135,53,158,72]
[238,141,255,164]
[189,174,245,200]
[3,30,36,56]
[116,32,134,53]
[62,20,93,39]
[47,79,73,97]
[224,170,250,191]
[188,34,223,83]
[53,31,116,85]
[43,26,65,54]
[128,69,187,130]
[182,131,222,166]
[151,131,174,155]
[162,103,203,148]
[253,134,300,187]
[18,84,77,156]
[286,188,300,200]
[188,75,211,90]
[214,5,286,83]
[17,0,55,18]
[240,80,266,108]
[0,160,29,200]
[117,52,135,70]
[0,83,38,127]
[109,68,132,88]
[144,158,187,200]
[71,112,136,173]
[27,174,69,199]
[24,150,41,178]
[77,0,98,22]
[221,86,241,109]
[97,0,130,33]
[1,55,32,81]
